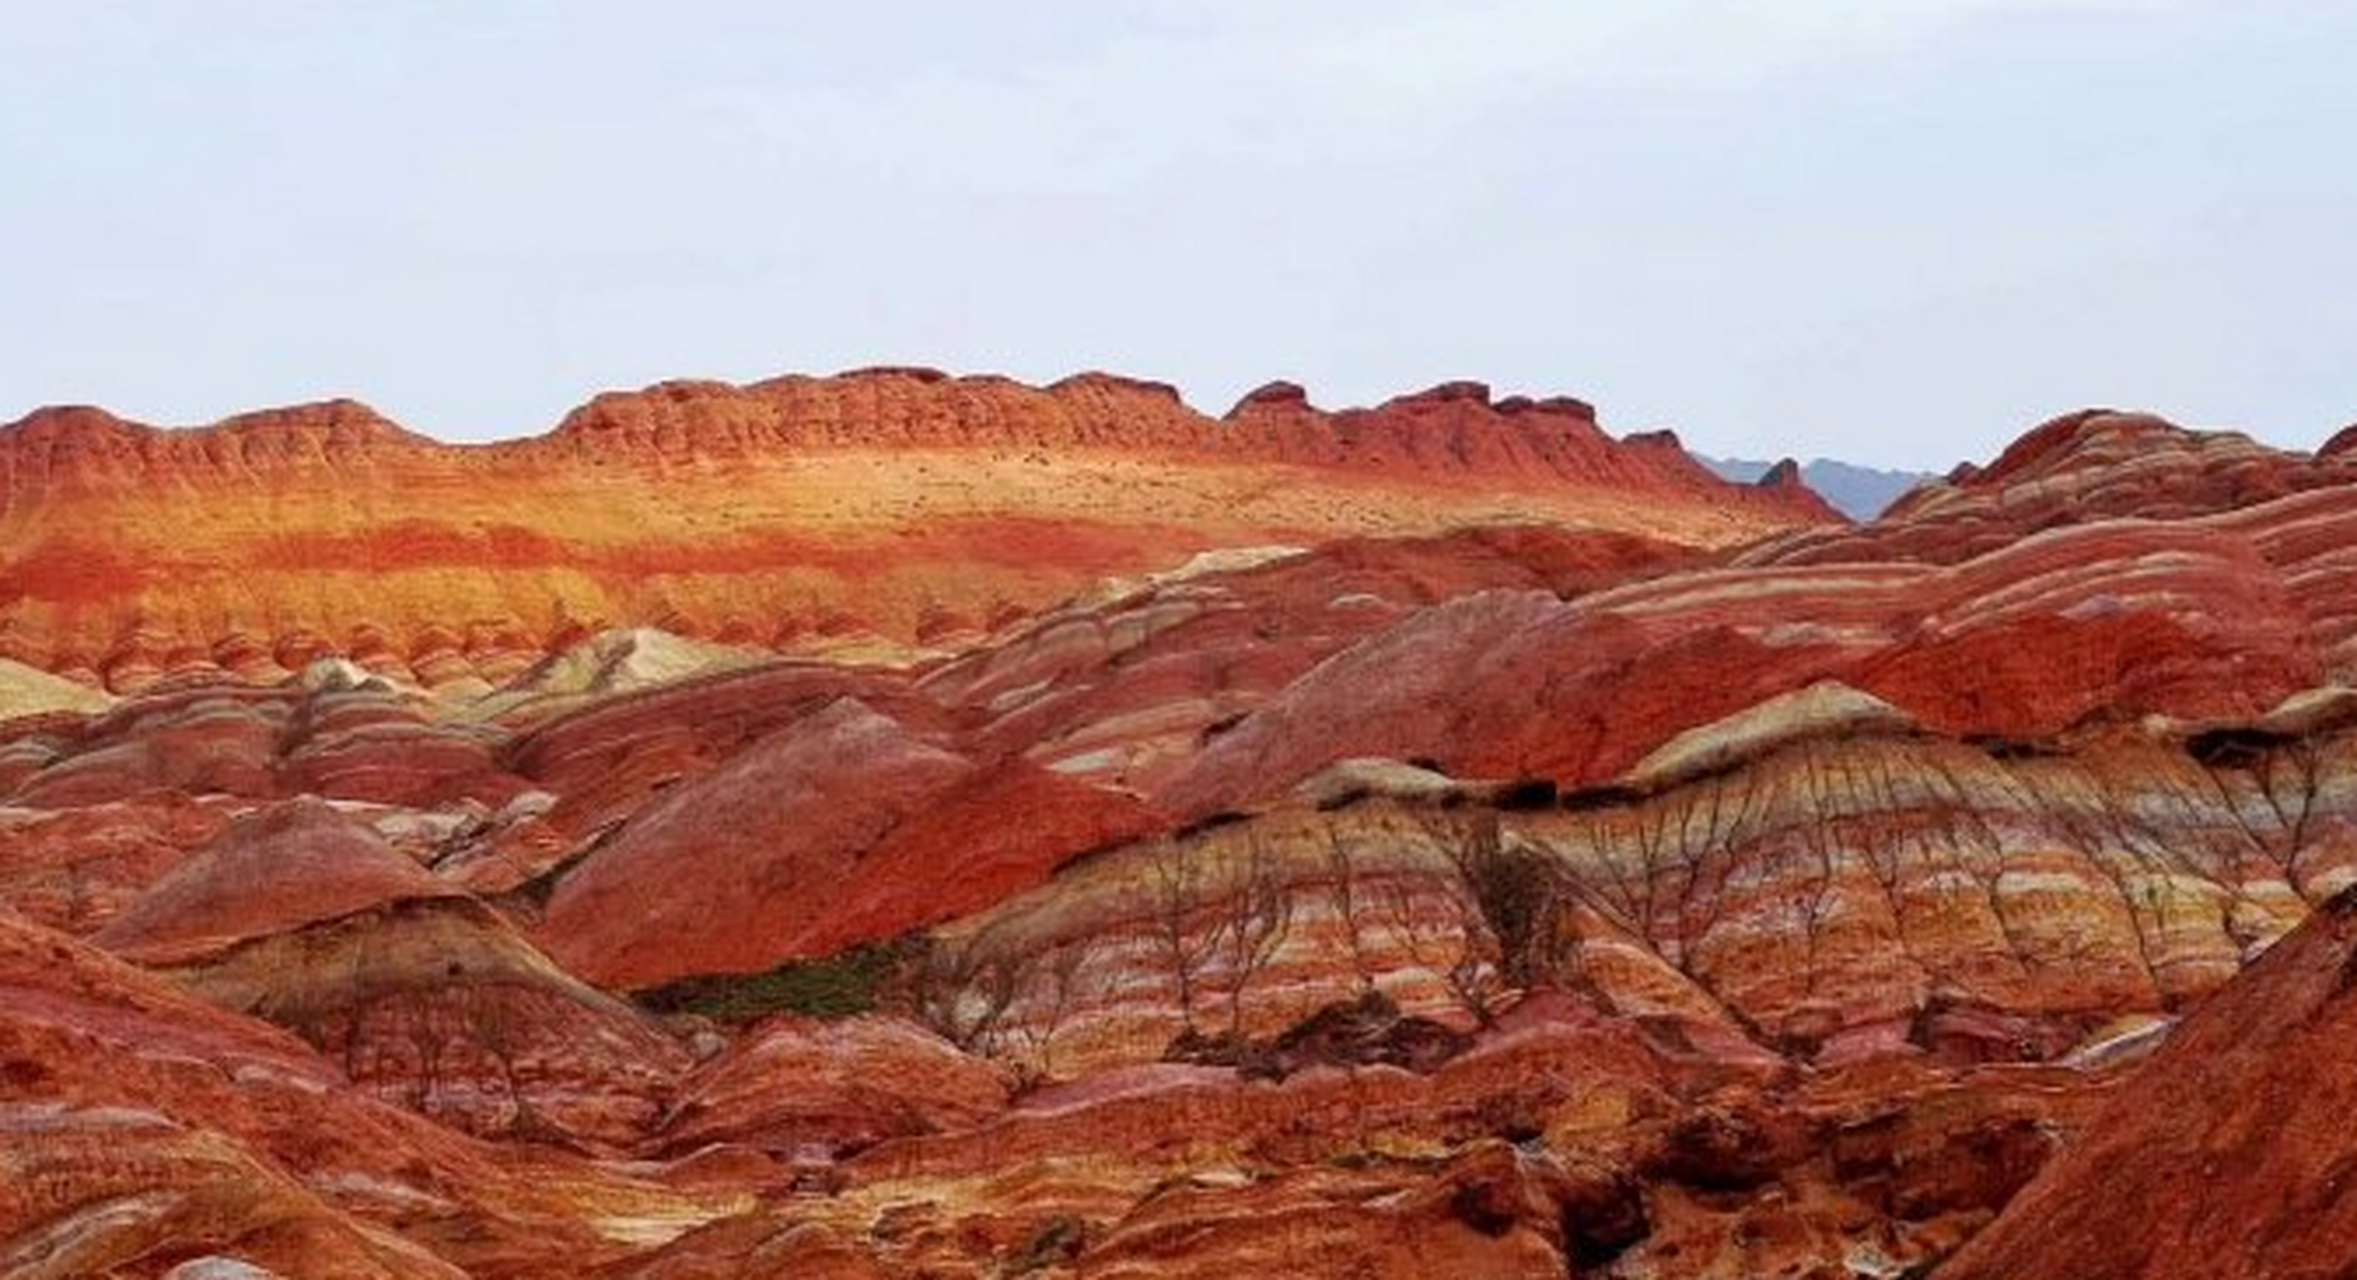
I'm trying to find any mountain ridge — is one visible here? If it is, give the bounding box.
[0,367,1837,695]
[1695,451,1936,520]
[3,395,2353,1276]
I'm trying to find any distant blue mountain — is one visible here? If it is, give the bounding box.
[1696,454,1936,522]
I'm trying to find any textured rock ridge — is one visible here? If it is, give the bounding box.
[1941,886,2357,1280]
[1163,507,2341,818]
[0,405,2353,1276]
[0,370,1833,693]
[0,913,737,1277]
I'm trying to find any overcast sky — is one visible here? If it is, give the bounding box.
[3,2,2349,468]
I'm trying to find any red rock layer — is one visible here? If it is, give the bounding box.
[626,994,2103,1279]
[0,371,1833,693]
[536,698,1164,990]
[499,524,1684,833]
[1740,407,2357,568]
[1164,497,2357,817]
[1941,886,2357,1280]
[83,800,692,1148]
[0,408,2351,1276]
[654,1016,1013,1161]
[940,711,2357,1087]
[0,913,733,1278]
[3,678,527,813]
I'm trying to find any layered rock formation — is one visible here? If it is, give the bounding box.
[538,697,1164,990]
[2,400,2353,1277]
[0,372,1832,694]
[1942,885,2357,1280]
[1161,512,2345,817]
[93,801,692,1148]
[0,912,737,1278]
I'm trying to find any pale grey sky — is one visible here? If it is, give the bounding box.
[2,2,2349,468]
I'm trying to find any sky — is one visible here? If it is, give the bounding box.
[2,2,2350,470]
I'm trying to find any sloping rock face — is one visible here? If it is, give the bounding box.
[90,799,460,965]
[653,1016,1013,1162]
[0,372,1831,694]
[536,697,1165,990]
[920,713,2357,1085]
[1163,494,2357,817]
[1941,886,2357,1280]
[0,913,737,1279]
[1741,407,2357,566]
[459,627,766,723]
[0,657,111,721]
[90,801,692,1148]
[3,678,526,812]
[3,406,2356,1277]
[918,523,1689,793]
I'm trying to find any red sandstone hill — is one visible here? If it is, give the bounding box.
[2,404,2355,1276]
[1941,886,2357,1280]
[0,369,1834,694]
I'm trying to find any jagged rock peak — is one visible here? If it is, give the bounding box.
[1226,379,1314,417]
[1381,379,1493,410]
[2318,420,2357,458]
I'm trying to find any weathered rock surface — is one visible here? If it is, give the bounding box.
[1164,507,2346,816]
[0,657,110,722]
[1942,885,2357,1280]
[537,697,1164,990]
[1746,407,2357,567]
[654,1016,1012,1162]
[1,406,2352,1277]
[90,799,459,965]
[899,698,2357,1087]
[0,913,737,1278]
[4,680,526,812]
[452,627,767,724]
[91,801,693,1148]
[0,372,1830,693]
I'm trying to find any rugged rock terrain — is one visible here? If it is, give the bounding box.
[1697,453,1935,521]
[1940,884,2357,1280]
[2,392,2352,1277]
[0,371,1829,694]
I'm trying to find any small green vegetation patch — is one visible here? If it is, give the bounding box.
[637,939,915,1023]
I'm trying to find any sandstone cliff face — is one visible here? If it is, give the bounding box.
[2,404,2354,1277]
[0,371,1830,694]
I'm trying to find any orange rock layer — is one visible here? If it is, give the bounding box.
[1940,885,2357,1280]
[0,371,1833,693]
[0,407,2353,1277]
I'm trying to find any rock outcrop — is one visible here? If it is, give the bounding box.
[1163,501,2353,816]
[0,913,736,1278]
[1,404,2353,1277]
[94,801,693,1148]
[0,657,110,722]
[1942,885,2357,1280]
[537,697,1164,990]
[0,371,1834,693]
[653,1016,1013,1162]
